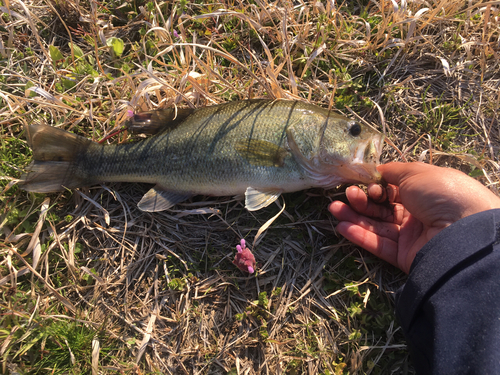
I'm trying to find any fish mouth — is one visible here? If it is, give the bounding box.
[350,134,384,184]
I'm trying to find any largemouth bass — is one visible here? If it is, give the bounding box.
[20,100,384,211]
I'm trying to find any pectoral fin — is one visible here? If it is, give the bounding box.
[235,139,288,167]
[285,128,310,168]
[245,187,282,211]
[138,186,192,212]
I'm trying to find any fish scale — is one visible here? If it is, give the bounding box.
[20,99,384,212]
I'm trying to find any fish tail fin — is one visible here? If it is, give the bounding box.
[20,124,95,192]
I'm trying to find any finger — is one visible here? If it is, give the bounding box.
[329,201,400,242]
[367,183,386,203]
[386,184,400,204]
[367,182,402,204]
[345,186,396,223]
[336,222,400,270]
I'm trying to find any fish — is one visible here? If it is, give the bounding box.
[20,99,384,212]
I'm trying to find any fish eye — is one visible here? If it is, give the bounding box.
[349,123,362,137]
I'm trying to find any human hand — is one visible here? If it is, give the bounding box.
[329,162,500,273]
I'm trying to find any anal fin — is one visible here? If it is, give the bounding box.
[138,186,192,212]
[245,187,282,211]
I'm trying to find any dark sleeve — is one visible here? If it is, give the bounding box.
[396,209,500,374]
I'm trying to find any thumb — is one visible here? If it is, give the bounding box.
[377,162,433,187]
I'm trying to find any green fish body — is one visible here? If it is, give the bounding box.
[21,100,384,211]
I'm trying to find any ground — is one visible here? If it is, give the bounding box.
[0,1,499,374]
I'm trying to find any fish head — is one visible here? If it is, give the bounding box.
[317,116,384,185]
[288,112,384,187]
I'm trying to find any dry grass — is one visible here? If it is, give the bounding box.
[1,0,499,374]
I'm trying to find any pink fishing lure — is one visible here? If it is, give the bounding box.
[233,239,256,274]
